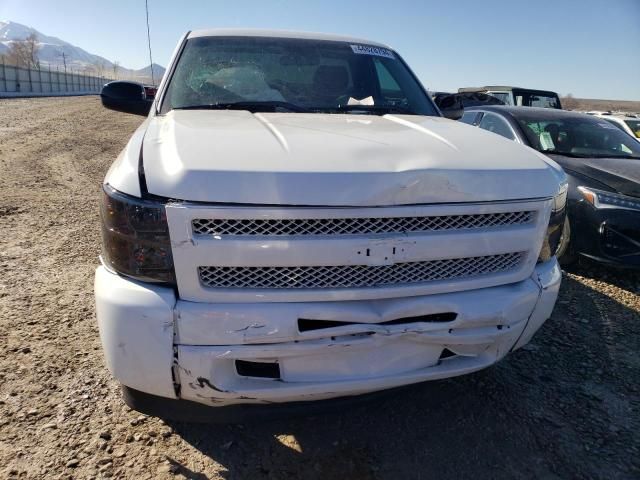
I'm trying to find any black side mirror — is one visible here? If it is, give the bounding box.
[435,94,464,120]
[101,81,153,116]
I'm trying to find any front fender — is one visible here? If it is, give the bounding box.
[103,120,149,197]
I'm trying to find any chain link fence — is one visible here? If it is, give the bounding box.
[0,62,114,97]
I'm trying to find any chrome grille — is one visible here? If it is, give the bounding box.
[192,211,533,236]
[198,253,523,290]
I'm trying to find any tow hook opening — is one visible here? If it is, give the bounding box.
[297,312,457,332]
[439,348,458,360]
[236,360,281,379]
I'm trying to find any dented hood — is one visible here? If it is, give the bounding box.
[142,111,562,206]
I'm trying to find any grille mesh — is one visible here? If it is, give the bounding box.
[192,211,533,237]
[198,253,523,290]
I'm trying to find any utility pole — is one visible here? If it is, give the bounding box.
[145,0,156,86]
[1,55,6,93]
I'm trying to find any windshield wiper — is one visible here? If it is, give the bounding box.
[545,151,640,159]
[543,151,589,158]
[173,102,418,115]
[327,104,419,115]
[173,101,310,113]
[584,154,640,159]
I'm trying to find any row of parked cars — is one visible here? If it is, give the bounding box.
[433,87,640,270]
[587,111,640,140]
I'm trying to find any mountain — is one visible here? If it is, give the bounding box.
[0,20,113,69]
[0,20,163,84]
[134,63,166,80]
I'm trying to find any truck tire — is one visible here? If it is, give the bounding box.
[556,216,576,266]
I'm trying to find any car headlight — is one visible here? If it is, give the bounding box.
[100,184,176,285]
[578,186,640,211]
[538,183,568,263]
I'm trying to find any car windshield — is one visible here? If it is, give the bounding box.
[516,114,640,158]
[160,36,437,116]
[624,119,640,138]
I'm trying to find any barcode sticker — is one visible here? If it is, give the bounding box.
[350,44,395,59]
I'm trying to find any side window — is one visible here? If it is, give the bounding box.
[460,111,481,125]
[372,58,408,106]
[478,113,516,140]
[625,119,640,138]
[488,92,512,105]
[374,59,401,93]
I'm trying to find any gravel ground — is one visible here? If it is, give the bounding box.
[0,96,639,480]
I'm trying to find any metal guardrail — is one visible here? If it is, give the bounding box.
[0,63,113,97]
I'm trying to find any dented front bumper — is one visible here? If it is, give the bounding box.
[94,259,561,407]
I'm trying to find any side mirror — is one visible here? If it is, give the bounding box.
[100,81,153,116]
[435,94,464,120]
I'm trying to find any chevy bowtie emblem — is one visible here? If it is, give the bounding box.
[357,238,413,266]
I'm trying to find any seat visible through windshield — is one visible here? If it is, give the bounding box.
[161,36,437,115]
[518,115,640,158]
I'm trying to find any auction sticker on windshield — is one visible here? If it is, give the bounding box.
[350,44,395,59]
[539,131,555,151]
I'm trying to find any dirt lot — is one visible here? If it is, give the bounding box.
[561,97,640,114]
[0,96,639,480]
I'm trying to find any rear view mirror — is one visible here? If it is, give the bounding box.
[100,81,153,116]
[435,94,464,120]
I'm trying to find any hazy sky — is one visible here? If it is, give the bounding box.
[1,0,639,100]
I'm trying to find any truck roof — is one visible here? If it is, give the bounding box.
[458,86,559,95]
[187,28,391,48]
[465,105,591,120]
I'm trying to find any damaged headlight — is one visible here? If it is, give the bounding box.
[538,183,568,263]
[578,186,640,211]
[100,184,175,284]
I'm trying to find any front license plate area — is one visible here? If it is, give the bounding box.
[279,337,442,383]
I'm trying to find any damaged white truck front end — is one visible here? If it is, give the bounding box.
[94,29,566,419]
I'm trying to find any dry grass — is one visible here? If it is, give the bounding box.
[562,97,640,113]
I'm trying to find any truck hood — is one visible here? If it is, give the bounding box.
[142,111,562,206]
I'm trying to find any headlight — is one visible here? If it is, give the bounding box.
[538,183,568,263]
[578,186,640,211]
[100,184,176,284]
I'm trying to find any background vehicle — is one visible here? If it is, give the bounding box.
[587,112,640,141]
[461,106,640,268]
[95,30,566,420]
[459,86,562,109]
[432,91,505,120]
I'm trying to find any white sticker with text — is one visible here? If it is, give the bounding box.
[539,131,555,150]
[350,44,395,59]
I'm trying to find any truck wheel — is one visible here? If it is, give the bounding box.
[556,217,576,266]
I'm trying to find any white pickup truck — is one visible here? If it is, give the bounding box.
[95,29,567,420]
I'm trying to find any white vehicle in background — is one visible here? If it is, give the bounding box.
[458,86,562,109]
[94,29,567,421]
[587,112,640,141]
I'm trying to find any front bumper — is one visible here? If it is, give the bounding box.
[94,259,561,407]
[571,201,640,268]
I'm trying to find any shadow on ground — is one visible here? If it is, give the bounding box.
[166,262,640,480]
